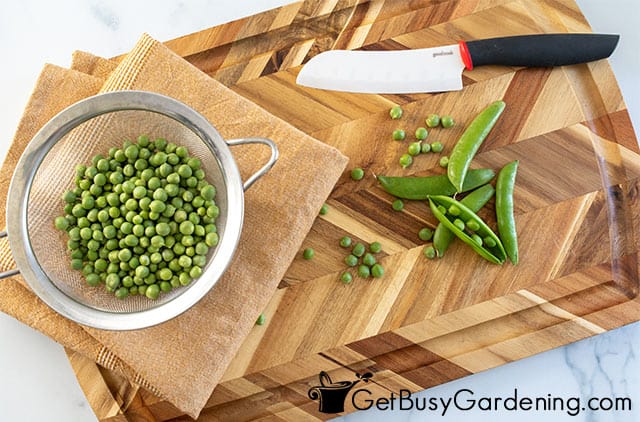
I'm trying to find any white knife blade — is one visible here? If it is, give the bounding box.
[296,44,465,94]
[296,34,620,94]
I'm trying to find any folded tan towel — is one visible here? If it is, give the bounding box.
[0,34,347,418]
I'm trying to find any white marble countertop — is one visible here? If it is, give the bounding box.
[0,1,637,421]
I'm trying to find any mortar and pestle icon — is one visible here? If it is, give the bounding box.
[308,371,373,413]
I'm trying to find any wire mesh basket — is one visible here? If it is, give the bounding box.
[1,91,278,330]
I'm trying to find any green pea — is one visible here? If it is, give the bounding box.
[205,232,218,247]
[392,129,406,141]
[339,236,352,248]
[207,205,219,219]
[352,243,366,257]
[369,241,382,254]
[176,146,188,158]
[319,203,329,215]
[165,183,179,197]
[137,135,150,147]
[441,115,455,128]
[158,268,173,281]
[195,242,208,256]
[408,142,422,156]
[145,283,160,300]
[362,253,376,267]
[418,227,434,241]
[466,220,480,232]
[54,216,69,231]
[124,145,139,160]
[149,200,166,213]
[303,248,315,260]
[371,264,384,278]
[392,199,404,211]
[179,220,195,235]
[453,218,465,231]
[431,142,444,153]
[426,114,440,128]
[81,196,95,210]
[118,248,132,262]
[105,273,121,290]
[345,254,358,267]
[177,164,192,178]
[483,236,497,248]
[439,156,449,168]
[415,127,428,140]
[114,287,128,299]
[357,265,370,278]
[80,227,92,240]
[399,154,413,169]
[189,266,202,279]
[471,233,483,246]
[351,167,365,181]
[423,245,436,259]
[153,188,168,202]
[85,166,98,179]
[135,266,150,279]
[448,205,461,216]
[340,272,353,284]
[155,222,171,236]
[94,173,107,187]
[86,273,100,287]
[132,186,147,199]
[389,105,403,119]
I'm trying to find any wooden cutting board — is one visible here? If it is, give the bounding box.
[67,0,640,420]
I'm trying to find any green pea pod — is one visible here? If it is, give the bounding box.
[428,195,506,264]
[448,100,506,192]
[433,184,495,257]
[496,160,519,264]
[377,168,495,200]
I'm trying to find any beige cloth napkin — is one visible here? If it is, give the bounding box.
[0,34,347,418]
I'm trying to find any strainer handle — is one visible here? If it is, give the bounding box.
[0,231,19,280]
[226,138,279,191]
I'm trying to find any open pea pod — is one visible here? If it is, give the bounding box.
[428,195,506,265]
[432,184,495,257]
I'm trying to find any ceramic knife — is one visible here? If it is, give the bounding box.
[296,33,619,94]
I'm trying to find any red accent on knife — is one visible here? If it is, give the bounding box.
[458,41,473,70]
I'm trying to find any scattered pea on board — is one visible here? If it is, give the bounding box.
[393,129,406,141]
[390,105,403,119]
[303,248,315,260]
[351,167,365,181]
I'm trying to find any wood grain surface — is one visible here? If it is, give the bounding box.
[67,0,640,420]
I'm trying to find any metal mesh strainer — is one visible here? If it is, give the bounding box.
[1,91,278,330]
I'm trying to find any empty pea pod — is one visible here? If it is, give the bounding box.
[377,168,495,200]
[447,100,505,192]
[496,160,519,264]
[432,184,495,257]
[428,195,506,264]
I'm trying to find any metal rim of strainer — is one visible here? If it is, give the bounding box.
[4,90,277,331]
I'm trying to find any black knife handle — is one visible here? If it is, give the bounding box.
[461,33,619,69]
